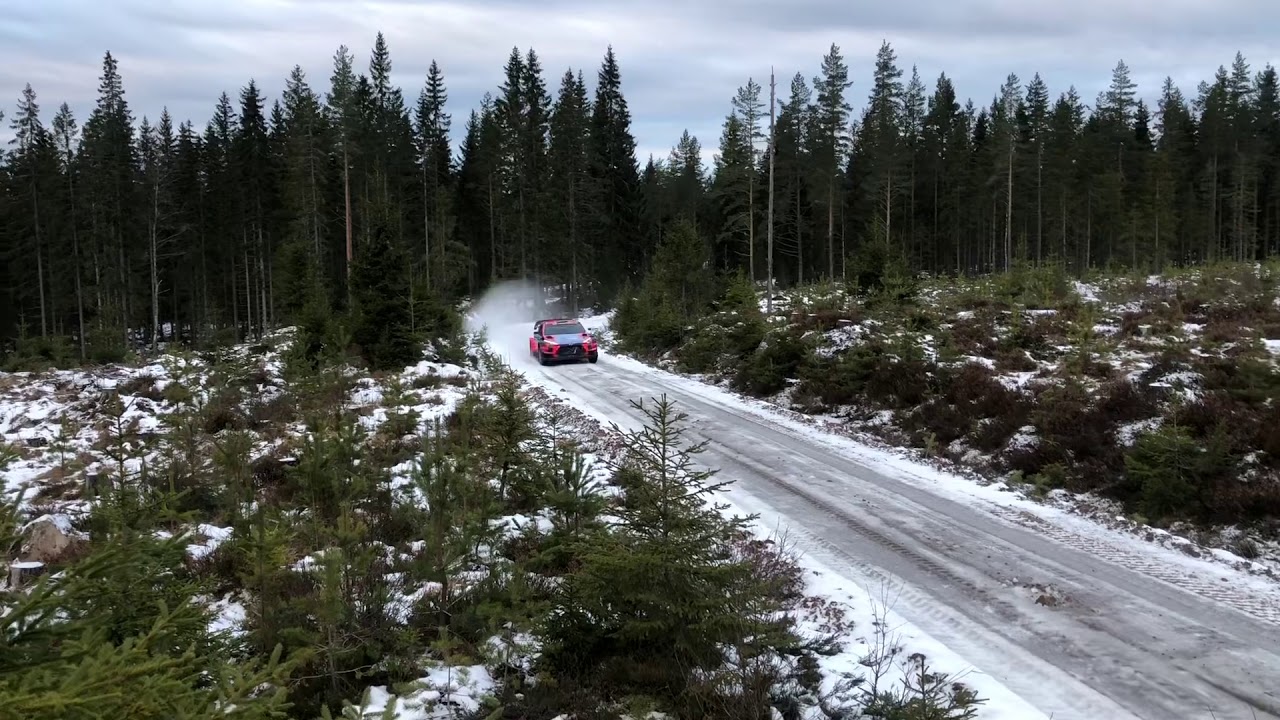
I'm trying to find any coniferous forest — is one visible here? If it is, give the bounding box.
[4,32,1280,720]
[1,38,1279,355]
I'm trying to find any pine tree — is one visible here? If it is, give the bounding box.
[7,84,57,339]
[730,79,765,278]
[328,45,360,293]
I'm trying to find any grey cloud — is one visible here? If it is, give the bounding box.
[0,0,1274,161]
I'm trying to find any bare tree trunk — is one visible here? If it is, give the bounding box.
[1085,190,1092,271]
[230,253,239,341]
[344,145,353,301]
[747,145,755,282]
[150,182,160,351]
[92,237,103,324]
[117,229,129,337]
[989,197,996,272]
[1154,179,1161,268]
[31,189,47,337]
[69,176,86,359]
[258,227,269,334]
[310,130,322,260]
[243,238,252,341]
[1036,144,1043,265]
[423,165,431,291]
[827,180,835,281]
[569,177,578,313]
[766,68,776,314]
[795,184,803,286]
[266,240,275,330]
[518,186,528,279]
[910,153,917,267]
[1061,191,1068,268]
[932,168,939,274]
[488,173,497,282]
[884,171,893,248]
[1005,141,1014,271]
[1209,153,1218,262]
[195,186,208,340]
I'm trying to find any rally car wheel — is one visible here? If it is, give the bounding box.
[537,351,549,366]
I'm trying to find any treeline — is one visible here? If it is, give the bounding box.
[2,36,1279,358]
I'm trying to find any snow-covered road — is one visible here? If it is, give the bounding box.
[480,315,1280,720]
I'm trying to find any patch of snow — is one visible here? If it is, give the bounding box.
[208,596,247,636]
[1008,426,1038,452]
[1117,418,1163,447]
[1072,281,1101,303]
[358,664,496,719]
[723,495,1050,720]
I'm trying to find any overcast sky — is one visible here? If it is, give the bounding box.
[1,0,1276,162]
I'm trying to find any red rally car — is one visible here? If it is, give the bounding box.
[528,318,599,365]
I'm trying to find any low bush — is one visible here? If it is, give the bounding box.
[733,330,810,397]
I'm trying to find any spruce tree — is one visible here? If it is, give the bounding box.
[348,210,419,371]
[589,46,642,299]
[542,396,792,709]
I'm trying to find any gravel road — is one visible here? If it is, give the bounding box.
[505,340,1280,720]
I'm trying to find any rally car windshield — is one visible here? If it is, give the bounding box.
[543,321,586,335]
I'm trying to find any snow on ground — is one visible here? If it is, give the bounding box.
[721,494,1049,720]
[578,337,1280,589]
[354,665,497,720]
[580,267,1280,576]
[469,279,1280,717]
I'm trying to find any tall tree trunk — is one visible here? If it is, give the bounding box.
[199,206,209,340]
[258,227,269,334]
[69,172,86,360]
[827,179,835,281]
[1155,179,1161,268]
[150,182,160,351]
[569,177,578,313]
[1209,153,1219,262]
[932,168,940,274]
[310,129,322,260]
[1060,191,1068,268]
[1036,145,1043,265]
[518,186,528,278]
[884,171,893,249]
[766,68,776,314]
[909,153,917,267]
[31,189,48,337]
[795,184,803,286]
[243,243,253,341]
[423,166,432,291]
[231,253,239,340]
[1005,141,1014,271]
[747,145,755,282]
[1085,190,1092,271]
[344,145,353,300]
[488,173,497,282]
